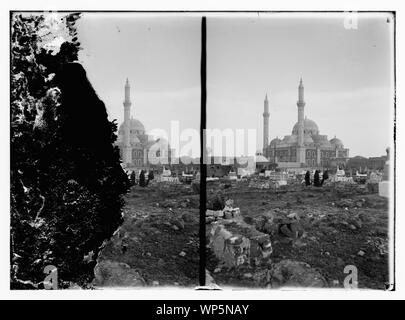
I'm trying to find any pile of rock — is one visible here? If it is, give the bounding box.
[206,199,241,222]
[206,199,272,268]
[93,259,145,287]
[331,176,355,183]
[223,199,241,219]
[155,182,193,197]
[208,221,273,268]
[332,182,369,197]
[248,180,271,189]
[248,178,287,190]
[268,259,327,288]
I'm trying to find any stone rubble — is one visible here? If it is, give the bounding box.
[93,260,145,287]
[205,175,389,289]
[93,183,199,287]
[269,259,327,288]
[206,199,273,268]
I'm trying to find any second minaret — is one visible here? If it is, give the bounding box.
[123,78,132,165]
[263,93,270,153]
[297,77,306,164]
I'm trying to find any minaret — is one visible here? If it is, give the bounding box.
[297,77,306,164]
[123,78,132,165]
[263,93,270,153]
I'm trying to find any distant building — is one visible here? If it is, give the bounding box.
[206,155,264,177]
[263,78,349,169]
[116,79,171,170]
[368,156,388,170]
[206,156,235,178]
[347,154,387,171]
[346,156,368,171]
[169,156,200,176]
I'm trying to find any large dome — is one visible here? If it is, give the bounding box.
[118,118,145,135]
[292,118,319,136]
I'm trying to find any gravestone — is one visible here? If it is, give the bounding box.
[378,147,390,198]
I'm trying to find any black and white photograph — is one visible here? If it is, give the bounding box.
[2,0,403,306]
[205,12,394,290]
[10,12,201,289]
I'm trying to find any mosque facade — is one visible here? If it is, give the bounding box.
[263,79,349,169]
[116,79,170,170]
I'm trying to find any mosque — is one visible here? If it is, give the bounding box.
[116,79,170,169]
[262,79,349,169]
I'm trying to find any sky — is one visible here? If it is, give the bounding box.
[76,13,201,155]
[74,12,394,159]
[207,12,395,158]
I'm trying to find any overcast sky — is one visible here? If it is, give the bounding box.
[75,12,394,159]
[207,12,395,158]
[77,13,201,155]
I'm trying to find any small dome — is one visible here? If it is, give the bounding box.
[320,140,332,148]
[255,154,269,163]
[312,135,332,148]
[284,135,297,144]
[270,137,281,146]
[330,137,344,148]
[292,118,319,136]
[118,118,146,135]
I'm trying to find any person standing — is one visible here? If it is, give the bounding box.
[139,170,146,187]
[148,170,154,183]
[130,171,136,186]
[305,170,311,186]
[314,170,321,187]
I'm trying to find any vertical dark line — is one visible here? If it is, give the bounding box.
[9,11,13,266]
[392,11,396,290]
[199,16,207,287]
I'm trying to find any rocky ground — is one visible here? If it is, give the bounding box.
[88,177,389,290]
[93,182,199,288]
[206,179,390,290]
